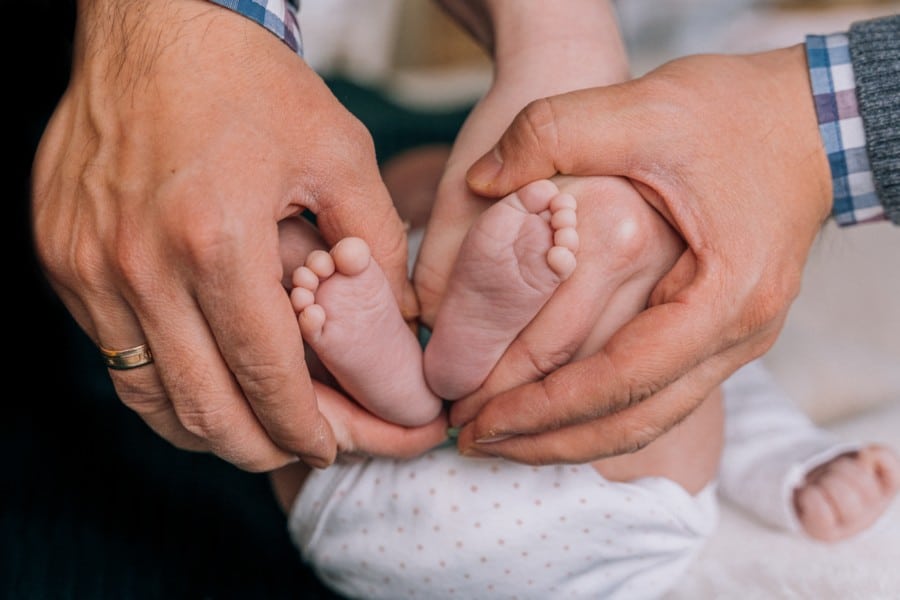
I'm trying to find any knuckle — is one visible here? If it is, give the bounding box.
[232,360,290,403]
[520,343,574,382]
[31,216,65,277]
[344,116,377,154]
[116,379,169,415]
[177,399,236,442]
[605,420,661,458]
[519,98,561,155]
[70,242,108,293]
[175,216,242,275]
[637,73,684,108]
[620,430,658,456]
[744,317,785,359]
[530,378,571,432]
[624,378,659,410]
[109,232,150,289]
[329,115,377,165]
[740,277,797,336]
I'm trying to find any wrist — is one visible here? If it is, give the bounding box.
[806,32,885,226]
[754,44,835,227]
[207,0,302,55]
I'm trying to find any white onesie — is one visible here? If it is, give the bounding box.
[287,359,858,600]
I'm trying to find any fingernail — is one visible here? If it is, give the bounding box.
[301,454,333,469]
[475,432,515,444]
[466,147,503,189]
[460,446,493,458]
[400,284,420,322]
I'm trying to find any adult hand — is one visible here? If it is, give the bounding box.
[453,46,833,463]
[314,382,448,460]
[31,0,414,472]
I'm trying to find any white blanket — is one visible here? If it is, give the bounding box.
[669,400,900,600]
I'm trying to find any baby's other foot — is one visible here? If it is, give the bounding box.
[794,445,900,542]
[291,238,442,427]
[424,179,578,400]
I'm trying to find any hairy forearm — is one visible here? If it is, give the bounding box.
[73,0,228,94]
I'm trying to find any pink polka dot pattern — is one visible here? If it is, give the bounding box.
[289,445,718,599]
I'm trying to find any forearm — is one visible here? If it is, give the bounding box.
[437,0,629,87]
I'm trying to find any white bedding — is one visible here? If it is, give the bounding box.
[669,400,900,600]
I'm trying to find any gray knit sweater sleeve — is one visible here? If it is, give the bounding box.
[848,14,900,225]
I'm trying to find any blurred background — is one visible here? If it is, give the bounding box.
[7,0,898,598]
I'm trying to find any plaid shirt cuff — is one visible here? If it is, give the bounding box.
[208,0,303,56]
[806,33,885,226]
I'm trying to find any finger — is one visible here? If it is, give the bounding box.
[465,85,643,198]
[127,283,306,470]
[795,485,838,538]
[815,473,865,531]
[313,382,449,459]
[41,230,210,453]
[109,363,208,452]
[455,339,752,464]
[309,132,418,321]
[85,288,209,453]
[867,446,900,493]
[187,233,337,469]
[456,361,714,464]
[278,215,325,289]
[822,456,882,507]
[457,287,734,442]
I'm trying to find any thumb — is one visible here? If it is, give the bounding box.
[313,382,448,459]
[465,85,640,198]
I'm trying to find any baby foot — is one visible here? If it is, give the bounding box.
[291,237,442,427]
[423,179,579,400]
[794,445,900,542]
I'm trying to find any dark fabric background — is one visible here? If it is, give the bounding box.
[5,2,468,598]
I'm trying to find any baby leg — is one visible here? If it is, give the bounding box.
[423,179,579,400]
[292,238,442,427]
[795,445,900,542]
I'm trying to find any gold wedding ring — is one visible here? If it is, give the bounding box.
[100,343,154,370]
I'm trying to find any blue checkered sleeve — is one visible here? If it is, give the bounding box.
[806,33,885,226]
[208,0,303,56]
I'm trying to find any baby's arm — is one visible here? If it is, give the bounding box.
[718,360,900,541]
